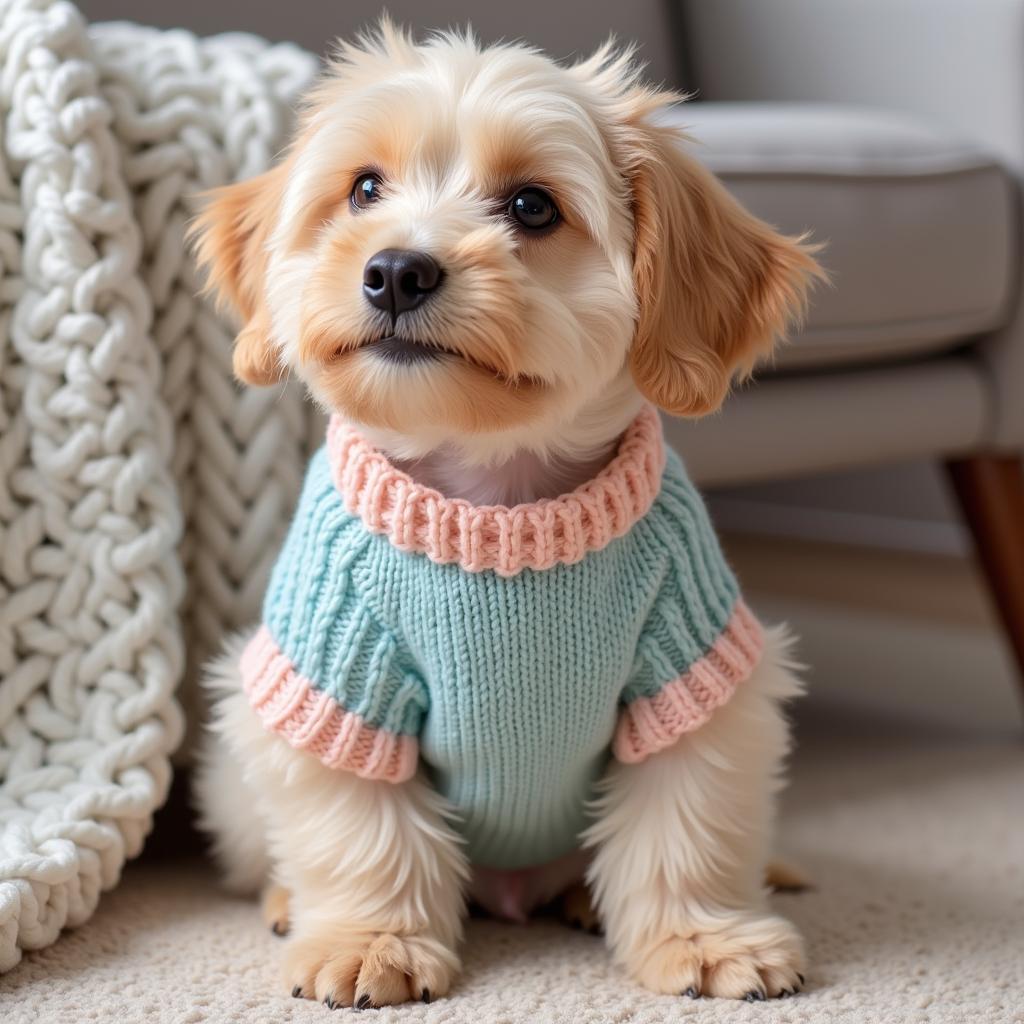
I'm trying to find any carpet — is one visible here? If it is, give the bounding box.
[2,715,1022,1024]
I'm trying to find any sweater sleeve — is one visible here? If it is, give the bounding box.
[239,450,427,783]
[612,469,765,764]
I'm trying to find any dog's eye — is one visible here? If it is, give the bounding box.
[508,187,559,230]
[351,173,383,210]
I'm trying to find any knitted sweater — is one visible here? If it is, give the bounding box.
[240,407,762,869]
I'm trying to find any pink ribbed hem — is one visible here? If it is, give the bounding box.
[326,406,666,576]
[240,626,418,782]
[613,601,764,763]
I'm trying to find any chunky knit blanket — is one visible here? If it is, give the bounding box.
[0,0,318,971]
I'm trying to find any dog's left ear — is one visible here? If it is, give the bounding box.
[623,112,824,417]
[189,162,290,387]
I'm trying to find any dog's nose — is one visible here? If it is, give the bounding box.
[362,249,442,318]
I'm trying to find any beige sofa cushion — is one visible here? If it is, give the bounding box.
[666,357,989,486]
[667,104,1016,370]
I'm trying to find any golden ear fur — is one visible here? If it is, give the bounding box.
[189,163,289,387]
[627,123,824,416]
[575,46,825,416]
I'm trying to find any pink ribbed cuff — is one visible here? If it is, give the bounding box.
[613,601,764,763]
[240,626,418,782]
[326,406,666,576]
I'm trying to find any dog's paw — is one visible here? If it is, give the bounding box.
[765,860,813,893]
[630,912,805,1000]
[284,928,458,1008]
[261,884,291,937]
[559,882,602,935]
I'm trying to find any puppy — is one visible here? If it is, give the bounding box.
[192,22,822,1008]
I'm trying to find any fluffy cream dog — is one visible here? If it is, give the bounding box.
[193,22,822,1008]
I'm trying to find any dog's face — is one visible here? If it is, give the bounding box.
[194,26,821,458]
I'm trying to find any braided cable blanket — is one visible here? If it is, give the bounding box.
[0,0,318,971]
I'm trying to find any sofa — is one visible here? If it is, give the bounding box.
[668,0,1024,694]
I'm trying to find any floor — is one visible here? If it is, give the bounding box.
[3,712,1022,1024]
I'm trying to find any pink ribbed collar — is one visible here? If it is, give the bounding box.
[326,406,666,576]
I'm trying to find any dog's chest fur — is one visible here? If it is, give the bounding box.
[394,444,617,506]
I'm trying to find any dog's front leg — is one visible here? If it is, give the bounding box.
[224,689,468,1008]
[277,771,466,1007]
[585,626,805,1000]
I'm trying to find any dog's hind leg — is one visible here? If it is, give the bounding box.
[194,633,275,897]
[262,882,292,936]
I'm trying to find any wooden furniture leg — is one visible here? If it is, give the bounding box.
[946,455,1024,692]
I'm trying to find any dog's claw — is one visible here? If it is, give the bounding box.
[797,973,806,986]
[290,985,303,999]
[744,990,766,1002]
[324,994,337,1010]
[421,988,431,1003]
[355,993,372,1010]
[682,986,699,999]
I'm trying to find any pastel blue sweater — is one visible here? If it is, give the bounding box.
[240,407,762,869]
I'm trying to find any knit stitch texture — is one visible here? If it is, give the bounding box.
[0,2,318,972]
[242,407,762,868]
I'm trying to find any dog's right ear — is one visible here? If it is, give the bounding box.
[189,164,288,386]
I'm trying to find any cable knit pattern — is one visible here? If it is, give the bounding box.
[0,0,187,973]
[90,20,319,744]
[241,626,418,782]
[327,405,666,576]
[0,2,319,971]
[614,600,763,762]
[245,407,763,868]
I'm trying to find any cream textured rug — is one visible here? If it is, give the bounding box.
[2,717,1021,1023]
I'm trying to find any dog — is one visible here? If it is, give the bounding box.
[192,22,823,1008]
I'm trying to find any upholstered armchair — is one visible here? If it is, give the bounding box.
[666,0,1024,695]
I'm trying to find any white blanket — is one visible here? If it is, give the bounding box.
[0,0,318,971]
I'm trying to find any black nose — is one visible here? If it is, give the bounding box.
[362,249,442,319]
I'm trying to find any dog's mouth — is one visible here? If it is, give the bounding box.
[359,334,541,389]
[364,335,451,366]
